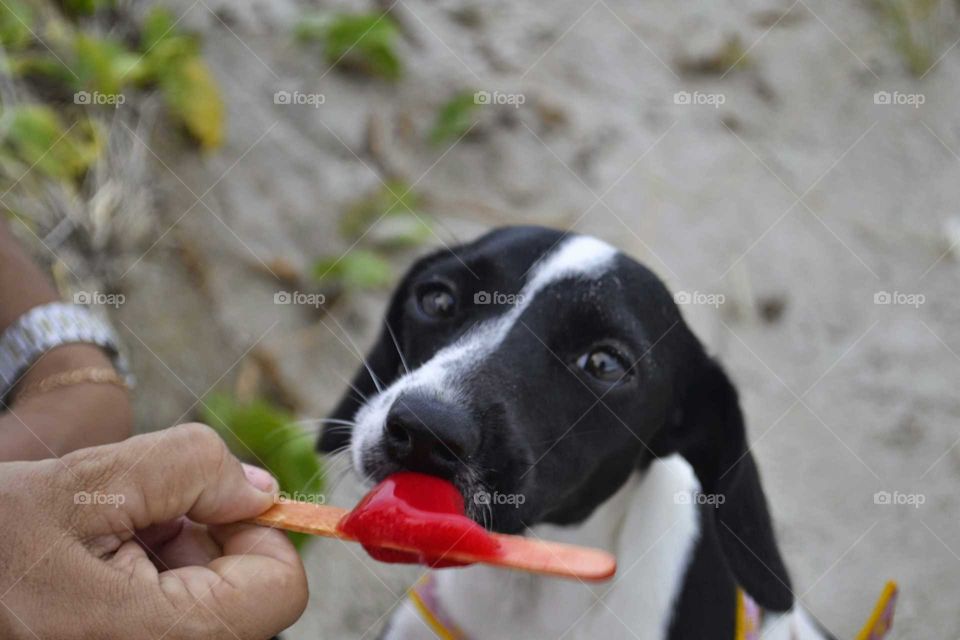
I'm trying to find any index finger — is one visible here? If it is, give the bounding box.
[64,423,277,535]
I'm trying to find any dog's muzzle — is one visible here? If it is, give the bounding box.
[383,393,479,481]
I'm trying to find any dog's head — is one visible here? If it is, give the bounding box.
[320,226,792,610]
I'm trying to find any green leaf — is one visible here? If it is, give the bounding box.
[369,213,433,249]
[74,34,137,95]
[137,9,224,149]
[312,249,394,290]
[201,394,325,551]
[60,0,115,17]
[297,12,402,80]
[141,7,179,51]
[339,180,419,239]
[8,53,77,85]
[293,13,332,43]
[0,105,102,182]
[0,0,34,51]
[873,0,938,76]
[157,56,225,150]
[429,91,480,145]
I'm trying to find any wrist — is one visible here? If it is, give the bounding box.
[0,302,132,407]
[0,345,132,460]
[12,343,115,395]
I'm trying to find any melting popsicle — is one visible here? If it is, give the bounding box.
[248,473,616,581]
[337,472,500,567]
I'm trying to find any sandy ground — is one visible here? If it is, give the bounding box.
[33,0,960,637]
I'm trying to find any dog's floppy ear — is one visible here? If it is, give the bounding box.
[665,355,794,612]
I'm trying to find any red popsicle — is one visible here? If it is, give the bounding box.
[337,472,500,567]
[248,473,616,581]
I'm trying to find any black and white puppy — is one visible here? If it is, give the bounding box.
[319,226,829,639]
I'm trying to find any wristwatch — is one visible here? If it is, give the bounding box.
[0,302,132,403]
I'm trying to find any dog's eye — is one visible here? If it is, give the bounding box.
[417,282,457,319]
[577,348,629,382]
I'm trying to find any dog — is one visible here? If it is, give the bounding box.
[318,225,834,639]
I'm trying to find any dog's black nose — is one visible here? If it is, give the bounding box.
[384,395,479,478]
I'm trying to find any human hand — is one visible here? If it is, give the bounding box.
[0,423,308,639]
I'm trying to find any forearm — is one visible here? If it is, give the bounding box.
[0,222,132,459]
[0,345,132,461]
[0,220,60,331]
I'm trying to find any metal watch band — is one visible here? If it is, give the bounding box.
[0,302,132,402]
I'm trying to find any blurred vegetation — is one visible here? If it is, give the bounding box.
[429,90,480,145]
[872,0,942,76]
[295,11,402,80]
[313,180,431,292]
[202,394,325,550]
[0,0,224,193]
[0,105,102,182]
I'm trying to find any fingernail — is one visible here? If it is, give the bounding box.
[242,463,278,493]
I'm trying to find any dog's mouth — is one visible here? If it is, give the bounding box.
[358,444,497,529]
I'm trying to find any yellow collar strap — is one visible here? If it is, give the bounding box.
[409,575,469,640]
[855,581,898,640]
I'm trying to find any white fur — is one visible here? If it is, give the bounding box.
[760,607,827,639]
[383,455,828,639]
[384,455,701,639]
[351,235,618,476]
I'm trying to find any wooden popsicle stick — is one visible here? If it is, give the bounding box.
[249,501,617,582]
[249,501,349,538]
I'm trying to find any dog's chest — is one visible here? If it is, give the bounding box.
[386,456,702,639]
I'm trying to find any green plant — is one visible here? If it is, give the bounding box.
[0,105,102,182]
[311,181,432,292]
[873,0,941,76]
[60,0,115,17]
[202,394,325,550]
[2,4,224,151]
[139,8,224,149]
[73,33,141,95]
[312,249,394,290]
[338,179,422,239]
[0,0,35,51]
[429,91,480,145]
[295,11,402,80]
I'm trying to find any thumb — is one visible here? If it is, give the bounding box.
[66,423,278,534]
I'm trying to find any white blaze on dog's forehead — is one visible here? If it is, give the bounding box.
[524,235,618,295]
[470,234,618,348]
